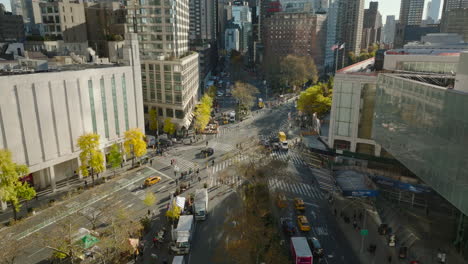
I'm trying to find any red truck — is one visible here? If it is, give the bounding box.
[291,237,313,264]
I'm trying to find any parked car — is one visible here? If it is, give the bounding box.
[307,237,324,258]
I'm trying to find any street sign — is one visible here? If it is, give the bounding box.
[360,229,369,236]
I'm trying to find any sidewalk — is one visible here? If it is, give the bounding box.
[0,161,135,227]
[332,194,401,264]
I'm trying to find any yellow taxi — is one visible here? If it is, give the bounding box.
[297,215,311,232]
[294,198,305,211]
[144,176,161,187]
[276,193,287,208]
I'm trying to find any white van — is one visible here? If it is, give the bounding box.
[172,256,185,264]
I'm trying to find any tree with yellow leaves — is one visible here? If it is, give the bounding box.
[296,82,333,118]
[148,107,158,134]
[0,149,36,220]
[194,94,213,132]
[163,118,177,135]
[124,128,147,167]
[77,133,105,186]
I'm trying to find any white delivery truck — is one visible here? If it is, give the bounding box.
[170,215,195,254]
[193,189,209,221]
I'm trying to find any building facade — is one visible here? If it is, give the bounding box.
[188,0,217,44]
[84,2,127,58]
[328,58,382,156]
[361,1,382,50]
[426,0,441,22]
[0,4,25,42]
[38,0,88,43]
[383,15,396,45]
[399,0,425,26]
[324,0,339,72]
[0,34,144,210]
[336,0,364,64]
[263,12,326,67]
[441,8,468,43]
[125,0,200,130]
[442,0,468,13]
[225,25,240,51]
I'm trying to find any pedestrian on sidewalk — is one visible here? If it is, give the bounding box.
[196,168,199,176]
[206,141,208,146]
[35,194,39,201]
[353,220,357,230]
[198,177,201,182]
[147,209,151,216]
[85,180,88,189]
[150,159,153,166]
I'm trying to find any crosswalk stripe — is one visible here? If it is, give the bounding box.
[298,184,308,195]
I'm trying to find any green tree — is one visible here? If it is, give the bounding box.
[206,85,217,98]
[77,133,105,186]
[143,192,157,207]
[0,149,36,220]
[232,81,259,109]
[124,128,147,167]
[107,144,122,178]
[148,108,158,133]
[163,118,176,135]
[194,94,213,132]
[279,55,318,91]
[296,83,333,117]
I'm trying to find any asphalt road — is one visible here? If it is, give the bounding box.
[187,97,360,264]
[5,67,358,264]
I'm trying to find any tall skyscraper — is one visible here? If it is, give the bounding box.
[336,0,365,63]
[126,0,200,130]
[324,0,339,71]
[426,0,441,22]
[361,1,382,50]
[189,0,217,44]
[399,0,425,26]
[383,15,396,45]
[442,0,468,13]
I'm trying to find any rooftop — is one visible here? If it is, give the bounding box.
[337,57,376,75]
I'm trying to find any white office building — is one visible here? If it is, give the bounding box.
[0,34,144,210]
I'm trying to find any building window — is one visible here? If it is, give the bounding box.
[175,94,181,103]
[111,75,120,135]
[165,83,172,91]
[166,93,172,103]
[122,74,129,131]
[164,65,171,72]
[100,78,109,138]
[88,79,97,133]
[158,107,163,116]
[151,90,156,100]
[166,108,174,118]
[175,110,183,119]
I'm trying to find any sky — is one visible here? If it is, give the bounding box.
[0,0,438,25]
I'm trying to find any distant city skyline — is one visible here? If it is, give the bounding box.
[0,0,442,25]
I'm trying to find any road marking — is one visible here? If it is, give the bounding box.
[27,247,46,258]
[157,185,166,191]
[303,202,319,207]
[126,203,134,208]
[146,166,172,180]
[15,168,153,240]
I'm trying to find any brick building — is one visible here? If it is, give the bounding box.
[263,12,326,66]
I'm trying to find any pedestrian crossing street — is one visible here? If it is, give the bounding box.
[268,178,324,200]
[310,167,339,193]
[270,151,306,165]
[155,155,198,173]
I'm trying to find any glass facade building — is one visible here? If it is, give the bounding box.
[373,73,468,215]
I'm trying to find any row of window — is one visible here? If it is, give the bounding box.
[144,105,185,119]
[87,74,129,137]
